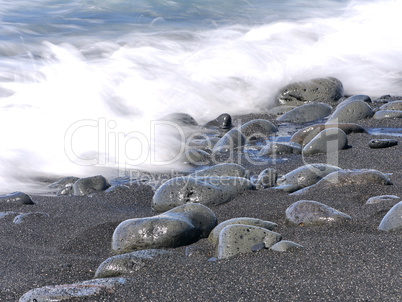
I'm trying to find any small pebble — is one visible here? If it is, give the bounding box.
[369,139,398,149]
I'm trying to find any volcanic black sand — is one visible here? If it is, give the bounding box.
[1,116,401,301]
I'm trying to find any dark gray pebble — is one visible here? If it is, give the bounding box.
[204,113,232,129]
[276,102,332,124]
[369,139,398,149]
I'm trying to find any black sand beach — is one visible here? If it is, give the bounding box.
[1,109,402,301]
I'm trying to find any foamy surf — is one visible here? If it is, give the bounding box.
[0,0,401,192]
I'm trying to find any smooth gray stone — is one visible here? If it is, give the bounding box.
[13,212,49,224]
[270,240,303,252]
[208,217,278,247]
[152,175,253,212]
[335,95,371,108]
[292,169,393,195]
[291,123,366,146]
[161,112,198,126]
[327,100,374,123]
[95,249,176,278]
[0,192,34,205]
[112,203,217,254]
[255,168,278,189]
[182,149,210,165]
[277,102,332,123]
[212,129,245,152]
[285,200,351,226]
[191,163,247,178]
[204,113,232,129]
[379,100,402,111]
[19,278,126,302]
[238,119,278,141]
[369,139,398,149]
[302,128,348,155]
[378,201,402,231]
[48,176,80,189]
[267,105,297,116]
[277,77,343,106]
[258,142,302,156]
[277,163,341,192]
[373,110,402,119]
[72,175,110,196]
[366,195,400,205]
[217,224,281,259]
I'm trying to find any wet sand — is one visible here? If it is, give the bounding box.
[1,117,401,301]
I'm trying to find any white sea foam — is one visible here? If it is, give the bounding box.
[0,0,401,192]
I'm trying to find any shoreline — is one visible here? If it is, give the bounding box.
[1,93,402,301]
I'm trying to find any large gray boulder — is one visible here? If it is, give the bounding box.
[112,203,217,254]
[277,77,344,106]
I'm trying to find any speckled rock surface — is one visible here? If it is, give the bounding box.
[217,224,281,259]
[208,217,278,247]
[19,278,127,302]
[191,163,247,178]
[212,129,245,152]
[285,200,351,226]
[276,77,343,106]
[327,100,374,123]
[379,100,402,111]
[259,142,301,156]
[366,195,400,205]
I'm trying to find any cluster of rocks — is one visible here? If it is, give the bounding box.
[15,76,402,301]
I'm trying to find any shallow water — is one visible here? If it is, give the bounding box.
[1,0,402,192]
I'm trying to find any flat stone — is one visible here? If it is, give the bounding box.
[290,123,366,146]
[379,100,402,111]
[0,192,34,205]
[270,240,303,252]
[217,224,281,259]
[72,175,110,196]
[369,139,398,149]
[373,110,402,119]
[95,249,177,278]
[258,142,302,156]
[277,102,332,123]
[208,217,278,247]
[285,200,351,226]
[238,119,278,141]
[327,100,374,123]
[255,168,278,189]
[302,128,348,155]
[152,175,253,212]
[277,163,341,192]
[112,203,217,254]
[277,77,343,106]
[19,278,126,302]
[378,201,402,231]
[366,195,400,205]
